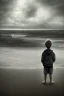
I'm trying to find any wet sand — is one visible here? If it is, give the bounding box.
[0,68,64,96]
[0,47,64,69]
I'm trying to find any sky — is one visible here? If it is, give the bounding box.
[0,0,64,29]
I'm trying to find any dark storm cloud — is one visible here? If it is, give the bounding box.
[55,4,64,15]
[0,0,11,24]
[44,0,64,15]
[38,0,64,15]
[38,0,64,6]
[26,4,37,18]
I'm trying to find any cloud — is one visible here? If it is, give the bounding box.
[49,16,64,26]
[0,0,54,27]
[0,0,64,29]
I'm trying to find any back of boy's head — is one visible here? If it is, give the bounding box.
[45,39,52,49]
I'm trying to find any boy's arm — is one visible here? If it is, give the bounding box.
[52,52,56,62]
[41,54,43,63]
[41,52,45,64]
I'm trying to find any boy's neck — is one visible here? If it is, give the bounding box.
[47,48,51,50]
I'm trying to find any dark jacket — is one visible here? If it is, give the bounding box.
[41,49,56,67]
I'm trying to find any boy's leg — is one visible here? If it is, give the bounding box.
[43,67,47,84]
[49,74,52,83]
[49,74,54,84]
[49,68,54,84]
[44,74,47,83]
[43,74,47,84]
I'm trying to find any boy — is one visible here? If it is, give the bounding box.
[41,39,56,84]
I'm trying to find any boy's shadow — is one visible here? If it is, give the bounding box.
[42,82,54,86]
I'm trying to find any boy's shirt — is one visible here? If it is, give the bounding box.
[41,49,56,67]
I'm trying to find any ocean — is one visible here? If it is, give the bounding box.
[0,30,64,69]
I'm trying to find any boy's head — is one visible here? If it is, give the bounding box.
[45,39,52,49]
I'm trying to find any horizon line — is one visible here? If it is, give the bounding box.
[0,28,64,31]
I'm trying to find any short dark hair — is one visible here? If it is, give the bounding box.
[45,40,52,49]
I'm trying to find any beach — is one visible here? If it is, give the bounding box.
[0,47,64,96]
[0,68,64,96]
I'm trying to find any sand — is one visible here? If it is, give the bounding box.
[0,47,64,96]
[0,68,64,96]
